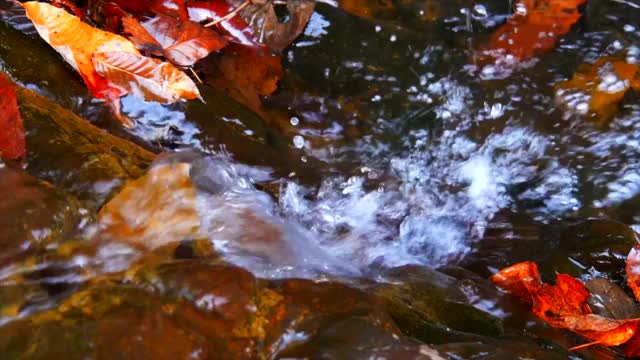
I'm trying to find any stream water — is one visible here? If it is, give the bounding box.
[2,0,640,359]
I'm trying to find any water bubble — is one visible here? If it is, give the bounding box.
[290,117,300,126]
[374,25,381,32]
[293,135,305,149]
[389,34,397,42]
[472,4,488,18]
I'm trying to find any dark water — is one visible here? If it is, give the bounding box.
[1,0,640,359]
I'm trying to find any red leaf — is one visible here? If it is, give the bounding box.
[489,261,542,304]
[187,0,258,47]
[480,0,587,61]
[123,14,227,67]
[105,0,188,20]
[0,72,25,161]
[491,261,640,349]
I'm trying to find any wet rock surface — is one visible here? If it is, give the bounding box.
[1,0,640,358]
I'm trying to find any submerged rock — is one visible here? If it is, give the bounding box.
[0,166,84,265]
[97,152,357,278]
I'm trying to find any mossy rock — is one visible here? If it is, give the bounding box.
[15,86,155,209]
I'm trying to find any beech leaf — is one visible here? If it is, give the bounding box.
[92,51,200,103]
[123,14,227,67]
[0,72,25,161]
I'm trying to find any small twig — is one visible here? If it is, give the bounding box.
[569,341,601,351]
[204,0,251,27]
[189,67,203,84]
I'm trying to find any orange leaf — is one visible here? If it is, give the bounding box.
[564,315,639,346]
[531,273,591,327]
[490,261,542,304]
[492,261,640,350]
[555,57,640,122]
[24,1,138,100]
[122,14,227,67]
[24,1,200,105]
[480,0,586,61]
[0,72,25,161]
[627,245,640,302]
[92,51,200,103]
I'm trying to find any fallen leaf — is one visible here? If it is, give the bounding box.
[24,1,199,104]
[97,0,188,20]
[585,278,640,320]
[0,72,25,161]
[555,57,640,123]
[24,1,138,100]
[123,14,227,67]
[625,331,640,358]
[530,273,591,327]
[187,0,258,47]
[627,245,640,302]
[98,162,202,249]
[479,0,586,61]
[564,315,639,347]
[230,0,316,52]
[491,261,640,350]
[93,51,200,103]
[200,43,283,111]
[489,261,541,304]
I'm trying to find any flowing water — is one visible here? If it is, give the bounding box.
[2,0,640,358]
[118,0,640,275]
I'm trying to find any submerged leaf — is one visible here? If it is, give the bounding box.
[230,0,315,52]
[555,57,640,123]
[479,0,586,61]
[93,51,200,103]
[201,43,283,111]
[123,14,227,67]
[0,72,25,161]
[492,260,640,349]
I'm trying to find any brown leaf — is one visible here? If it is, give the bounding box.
[92,51,200,103]
[585,278,640,320]
[123,14,227,67]
[0,72,25,161]
[231,0,315,52]
[201,43,283,111]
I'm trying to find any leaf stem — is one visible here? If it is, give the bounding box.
[204,0,251,28]
[569,341,601,351]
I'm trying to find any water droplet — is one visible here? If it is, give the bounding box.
[293,135,305,148]
[290,117,300,126]
[389,34,397,42]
